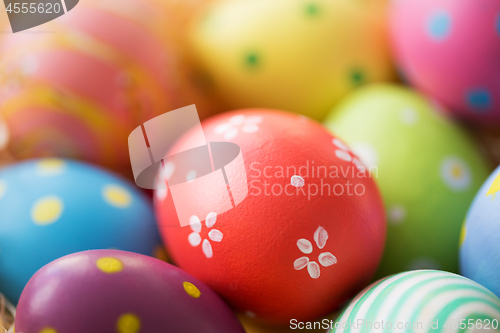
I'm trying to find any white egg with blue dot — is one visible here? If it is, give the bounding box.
[0,159,161,302]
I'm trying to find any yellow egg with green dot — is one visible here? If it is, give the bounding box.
[189,0,395,121]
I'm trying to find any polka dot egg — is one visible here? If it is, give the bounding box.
[156,109,386,324]
[461,165,500,298]
[324,84,490,277]
[391,0,500,125]
[0,159,160,303]
[15,250,246,333]
[329,270,500,332]
[189,0,395,121]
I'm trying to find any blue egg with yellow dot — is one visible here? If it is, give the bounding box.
[460,165,500,298]
[0,159,161,302]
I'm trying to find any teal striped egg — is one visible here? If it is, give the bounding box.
[330,270,500,333]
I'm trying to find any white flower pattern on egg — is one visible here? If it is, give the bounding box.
[214,115,263,140]
[188,212,223,259]
[294,226,337,279]
[332,138,365,173]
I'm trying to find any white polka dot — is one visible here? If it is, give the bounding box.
[291,175,305,188]
[0,180,6,200]
[332,138,349,151]
[388,204,406,225]
[440,156,471,191]
[0,119,9,149]
[407,257,441,270]
[351,142,379,167]
[163,162,175,181]
[245,311,256,318]
[156,188,168,201]
[400,107,419,125]
[186,170,197,182]
[335,150,352,162]
[229,115,245,125]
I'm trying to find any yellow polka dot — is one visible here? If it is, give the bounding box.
[37,158,66,176]
[96,257,124,274]
[183,282,201,298]
[460,222,467,247]
[39,328,57,333]
[103,185,132,208]
[0,180,6,200]
[31,196,64,226]
[116,313,141,333]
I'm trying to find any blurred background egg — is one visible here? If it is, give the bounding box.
[16,250,246,333]
[189,0,396,121]
[0,159,160,303]
[329,270,500,333]
[461,165,500,298]
[0,0,180,176]
[324,84,490,277]
[391,0,500,126]
[156,109,386,324]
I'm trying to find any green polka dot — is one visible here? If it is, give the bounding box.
[245,52,260,68]
[304,3,320,17]
[350,69,365,85]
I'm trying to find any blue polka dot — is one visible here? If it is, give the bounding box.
[496,14,500,36]
[467,89,493,111]
[428,11,452,40]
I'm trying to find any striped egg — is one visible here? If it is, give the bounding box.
[0,158,161,303]
[330,270,500,333]
[0,0,178,174]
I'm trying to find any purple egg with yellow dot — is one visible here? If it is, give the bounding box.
[15,250,246,333]
[391,0,500,125]
[0,159,161,303]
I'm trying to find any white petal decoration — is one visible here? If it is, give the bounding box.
[242,123,259,133]
[206,212,217,228]
[335,150,352,162]
[224,128,238,140]
[297,239,313,254]
[229,114,246,125]
[155,188,167,201]
[188,232,202,247]
[318,252,337,267]
[189,215,202,233]
[290,175,305,188]
[332,138,349,151]
[202,239,213,258]
[163,162,175,181]
[294,256,309,270]
[246,116,263,124]
[208,229,223,242]
[186,170,197,182]
[353,158,366,173]
[214,122,232,134]
[314,226,328,249]
[307,261,321,279]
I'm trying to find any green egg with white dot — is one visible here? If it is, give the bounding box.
[0,159,160,303]
[323,84,490,277]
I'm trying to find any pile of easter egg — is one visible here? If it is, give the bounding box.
[0,0,500,332]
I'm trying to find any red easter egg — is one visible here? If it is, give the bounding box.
[155,109,386,324]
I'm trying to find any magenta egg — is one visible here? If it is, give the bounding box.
[15,250,245,333]
[391,0,500,125]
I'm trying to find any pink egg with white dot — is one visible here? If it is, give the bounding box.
[391,0,500,126]
[15,250,245,333]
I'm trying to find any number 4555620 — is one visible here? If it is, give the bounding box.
[6,2,62,14]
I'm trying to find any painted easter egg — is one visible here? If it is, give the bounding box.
[0,159,160,303]
[0,0,179,174]
[460,165,500,298]
[324,84,490,277]
[155,109,386,324]
[15,250,246,333]
[391,0,500,125]
[329,270,500,333]
[189,0,395,121]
